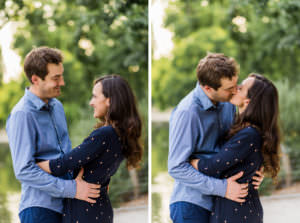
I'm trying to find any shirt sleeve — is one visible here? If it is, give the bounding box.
[168,109,227,197]
[6,111,76,198]
[49,127,111,176]
[197,128,260,178]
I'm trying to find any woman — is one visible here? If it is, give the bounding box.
[190,73,280,223]
[37,74,143,223]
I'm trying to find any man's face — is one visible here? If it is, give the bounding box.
[35,63,65,100]
[209,75,238,102]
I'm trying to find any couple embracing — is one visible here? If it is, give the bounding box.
[168,53,280,223]
[6,46,143,223]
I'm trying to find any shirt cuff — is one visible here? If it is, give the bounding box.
[214,178,227,197]
[62,179,76,198]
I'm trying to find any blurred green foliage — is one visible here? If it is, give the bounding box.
[0,80,25,126]
[152,193,163,223]
[151,122,168,181]
[0,192,11,223]
[0,143,20,223]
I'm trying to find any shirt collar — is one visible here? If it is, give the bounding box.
[25,88,56,110]
[194,82,223,111]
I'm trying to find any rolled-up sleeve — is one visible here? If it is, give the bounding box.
[168,110,227,197]
[6,111,76,198]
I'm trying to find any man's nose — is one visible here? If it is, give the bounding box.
[60,77,65,86]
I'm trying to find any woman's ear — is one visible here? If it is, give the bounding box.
[106,98,110,107]
[244,98,250,106]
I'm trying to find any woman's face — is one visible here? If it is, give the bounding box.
[230,77,255,111]
[89,82,110,119]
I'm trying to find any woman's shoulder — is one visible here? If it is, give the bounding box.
[236,126,262,141]
[90,125,117,137]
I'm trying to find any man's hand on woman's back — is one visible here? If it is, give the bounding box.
[75,168,101,203]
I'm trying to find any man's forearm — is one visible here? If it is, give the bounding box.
[14,160,76,198]
[7,111,76,199]
[168,161,227,197]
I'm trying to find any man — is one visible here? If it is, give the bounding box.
[168,53,263,222]
[6,47,100,223]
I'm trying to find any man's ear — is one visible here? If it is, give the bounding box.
[244,98,250,106]
[203,85,213,92]
[31,75,41,85]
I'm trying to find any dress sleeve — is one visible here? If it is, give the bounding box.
[49,126,113,176]
[197,127,260,178]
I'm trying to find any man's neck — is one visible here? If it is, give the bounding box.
[199,85,217,105]
[29,86,49,104]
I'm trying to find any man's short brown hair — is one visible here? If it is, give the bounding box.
[24,46,63,83]
[196,53,239,90]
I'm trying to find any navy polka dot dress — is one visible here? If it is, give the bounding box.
[197,126,264,223]
[49,125,124,223]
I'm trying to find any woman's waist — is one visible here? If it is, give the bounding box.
[214,189,260,204]
[220,165,262,183]
[82,176,110,189]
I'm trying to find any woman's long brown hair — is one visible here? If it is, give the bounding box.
[228,73,280,180]
[94,75,143,169]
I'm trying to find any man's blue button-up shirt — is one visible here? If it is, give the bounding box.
[6,88,76,214]
[168,83,236,211]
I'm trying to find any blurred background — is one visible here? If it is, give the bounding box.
[0,1,148,223]
[151,0,300,222]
